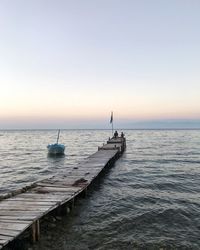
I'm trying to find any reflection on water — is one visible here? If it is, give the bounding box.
[1,130,200,249]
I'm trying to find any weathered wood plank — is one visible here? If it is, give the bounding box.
[33,186,82,193]
[36,183,77,188]
[0,206,51,212]
[0,239,7,245]
[88,150,118,157]
[16,193,68,201]
[0,236,13,248]
[99,144,122,150]
[6,198,60,203]
[0,216,35,221]
[0,223,28,231]
[0,200,57,206]
[0,202,53,208]
[0,228,23,237]
[36,179,90,188]
[0,219,31,224]
[0,210,41,216]
[0,235,13,241]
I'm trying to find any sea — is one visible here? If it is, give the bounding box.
[0,130,200,250]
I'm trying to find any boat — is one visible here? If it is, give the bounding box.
[47,143,65,155]
[47,130,65,155]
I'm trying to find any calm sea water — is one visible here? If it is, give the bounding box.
[0,130,200,249]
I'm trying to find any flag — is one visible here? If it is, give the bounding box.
[110,112,113,124]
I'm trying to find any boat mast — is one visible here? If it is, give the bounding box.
[56,129,60,144]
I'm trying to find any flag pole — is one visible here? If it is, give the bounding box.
[112,118,113,136]
[110,111,113,137]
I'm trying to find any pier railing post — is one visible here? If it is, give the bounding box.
[32,222,36,243]
[32,220,40,243]
[36,220,40,241]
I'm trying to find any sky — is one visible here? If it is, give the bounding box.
[0,0,200,129]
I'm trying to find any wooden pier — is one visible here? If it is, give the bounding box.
[0,136,126,249]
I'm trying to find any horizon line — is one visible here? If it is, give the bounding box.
[1,128,200,131]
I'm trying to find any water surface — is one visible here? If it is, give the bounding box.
[0,130,200,249]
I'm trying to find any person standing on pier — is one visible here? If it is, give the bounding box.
[114,130,118,138]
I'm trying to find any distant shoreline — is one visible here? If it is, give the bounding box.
[0,128,200,131]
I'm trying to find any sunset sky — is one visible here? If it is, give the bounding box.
[0,0,200,129]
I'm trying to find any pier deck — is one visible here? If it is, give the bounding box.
[0,137,126,249]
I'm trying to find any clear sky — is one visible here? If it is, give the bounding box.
[0,0,200,129]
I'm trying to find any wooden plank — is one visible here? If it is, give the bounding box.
[0,210,41,216]
[36,181,90,189]
[0,235,13,248]
[37,181,75,186]
[0,200,57,206]
[0,216,36,221]
[6,197,60,203]
[0,202,53,209]
[0,235,13,241]
[33,186,82,193]
[36,183,76,188]
[0,206,51,212]
[16,193,68,201]
[100,144,121,150]
[0,219,32,224]
[0,199,56,206]
[19,193,72,203]
[0,228,23,237]
[0,239,7,245]
[0,222,30,231]
[88,150,117,158]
